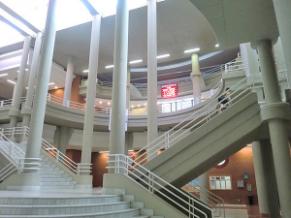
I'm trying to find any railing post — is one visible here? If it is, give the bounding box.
[56,150,59,161]
[165,132,170,149]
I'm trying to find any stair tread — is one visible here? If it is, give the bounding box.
[0,208,139,217]
[0,201,128,208]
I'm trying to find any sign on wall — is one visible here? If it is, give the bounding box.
[161,83,178,98]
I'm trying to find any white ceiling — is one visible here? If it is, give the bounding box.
[53,0,217,73]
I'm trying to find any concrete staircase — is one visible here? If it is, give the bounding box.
[145,91,261,186]
[0,191,163,218]
[39,154,77,190]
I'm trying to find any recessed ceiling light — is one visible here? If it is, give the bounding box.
[0,73,8,78]
[107,101,111,106]
[82,69,89,73]
[129,59,143,65]
[184,47,200,54]
[7,79,16,85]
[25,68,29,72]
[215,43,220,48]
[105,65,114,69]
[54,86,58,89]
[157,54,170,59]
[99,100,103,104]
[48,82,55,86]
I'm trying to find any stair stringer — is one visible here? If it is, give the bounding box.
[145,92,262,186]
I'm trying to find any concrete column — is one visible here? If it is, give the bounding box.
[147,0,158,144]
[109,0,129,155]
[255,39,291,218]
[63,57,75,106]
[53,126,73,154]
[198,173,209,203]
[240,43,264,102]
[191,54,205,104]
[9,36,32,128]
[126,69,130,132]
[272,0,291,87]
[79,15,101,186]
[22,33,43,127]
[20,0,57,190]
[252,141,280,217]
[273,38,289,99]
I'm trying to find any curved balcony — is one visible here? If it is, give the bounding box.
[0,80,224,130]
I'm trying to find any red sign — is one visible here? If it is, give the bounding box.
[161,84,178,98]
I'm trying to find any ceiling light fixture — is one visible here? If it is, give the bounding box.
[215,43,220,48]
[7,79,16,85]
[105,65,114,69]
[0,73,8,78]
[82,69,89,73]
[129,59,143,65]
[48,82,55,86]
[184,47,200,54]
[157,53,170,59]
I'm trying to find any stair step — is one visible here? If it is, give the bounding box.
[0,195,122,205]
[141,209,154,216]
[0,208,140,217]
[0,202,130,215]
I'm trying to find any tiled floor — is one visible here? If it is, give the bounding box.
[217,204,260,218]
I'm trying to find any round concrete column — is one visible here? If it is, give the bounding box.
[20,0,57,190]
[54,126,72,154]
[9,36,32,128]
[256,39,291,218]
[79,14,101,186]
[146,0,158,144]
[191,54,204,105]
[252,141,280,217]
[240,43,264,101]
[272,0,291,87]
[63,57,74,106]
[109,0,129,155]
[22,33,43,127]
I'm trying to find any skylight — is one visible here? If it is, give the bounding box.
[1,0,91,31]
[88,0,148,17]
[0,21,24,48]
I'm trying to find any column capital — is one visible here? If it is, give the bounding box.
[260,102,291,121]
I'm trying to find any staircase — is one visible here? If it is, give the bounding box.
[0,191,164,218]
[145,91,261,186]
[126,77,262,217]
[0,129,78,190]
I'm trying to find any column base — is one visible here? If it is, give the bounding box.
[74,174,92,190]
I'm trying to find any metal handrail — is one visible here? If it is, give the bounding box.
[0,162,16,182]
[134,76,249,164]
[184,182,225,217]
[1,127,87,175]
[108,154,211,218]
[0,130,25,166]
[141,80,250,162]
[0,97,26,110]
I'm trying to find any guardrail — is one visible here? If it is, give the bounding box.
[0,97,26,110]
[183,182,225,217]
[134,76,250,164]
[108,154,211,218]
[1,127,90,175]
[0,162,16,182]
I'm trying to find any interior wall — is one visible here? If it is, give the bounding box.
[66,149,108,187]
[49,75,85,103]
[207,146,257,205]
